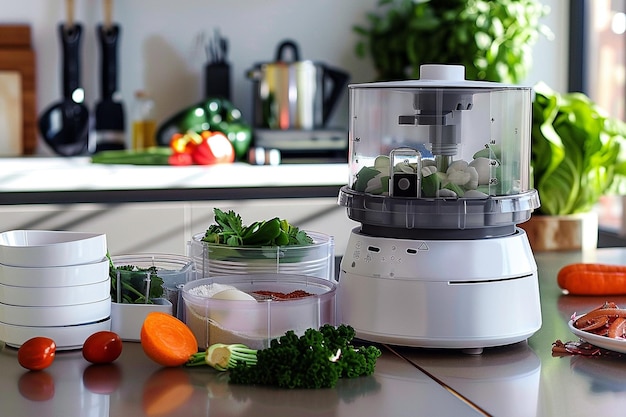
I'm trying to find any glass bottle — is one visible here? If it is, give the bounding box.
[131,90,156,150]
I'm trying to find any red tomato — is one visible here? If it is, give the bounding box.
[17,337,56,371]
[191,132,235,165]
[168,152,193,166]
[82,331,123,364]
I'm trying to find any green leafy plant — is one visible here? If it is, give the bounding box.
[225,324,382,389]
[354,0,552,83]
[531,82,626,215]
[202,208,314,247]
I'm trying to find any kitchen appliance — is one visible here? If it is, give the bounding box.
[93,0,126,152]
[337,65,542,351]
[38,0,90,156]
[246,40,349,158]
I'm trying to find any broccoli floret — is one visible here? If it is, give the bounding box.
[228,324,381,389]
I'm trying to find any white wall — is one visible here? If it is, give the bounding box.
[2,0,567,154]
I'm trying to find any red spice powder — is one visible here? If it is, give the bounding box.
[252,290,313,300]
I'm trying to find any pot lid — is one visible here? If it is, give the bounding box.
[349,64,530,90]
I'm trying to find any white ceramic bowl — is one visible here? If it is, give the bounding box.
[0,257,109,287]
[0,230,107,267]
[0,297,111,327]
[0,318,111,350]
[0,279,110,307]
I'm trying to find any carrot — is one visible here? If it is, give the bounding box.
[557,263,626,295]
[140,312,198,367]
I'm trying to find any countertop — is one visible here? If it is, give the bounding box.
[2,249,626,416]
[0,338,485,417]
[0,157,349,204]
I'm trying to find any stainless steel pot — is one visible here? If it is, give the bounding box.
[246,40,349,130]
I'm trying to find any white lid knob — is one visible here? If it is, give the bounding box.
[419,65,465,81]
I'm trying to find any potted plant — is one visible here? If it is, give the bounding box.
[521,82,626,251]
[353,0,551,83]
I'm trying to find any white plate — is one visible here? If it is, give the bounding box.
[0,257,108,287]
[568,318,626,354]
[0,297,111,326]
[0,230,107,267]
[0,279,110,307]
[0,318,111,350]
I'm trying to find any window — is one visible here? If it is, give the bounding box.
[570,0,626,235]
[570,0,625,121]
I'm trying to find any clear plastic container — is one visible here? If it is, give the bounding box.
[181,274,338,349]
[187,231,335,281]
[110,253,197,317]
[339,65,539,236]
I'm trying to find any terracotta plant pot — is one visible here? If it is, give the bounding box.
[519,212,598,252]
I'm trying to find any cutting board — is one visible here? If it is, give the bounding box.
[0,25,36,155]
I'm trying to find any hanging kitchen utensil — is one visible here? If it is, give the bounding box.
[246,39,350,130]
[38,0,89,156]
[93,0,125,151]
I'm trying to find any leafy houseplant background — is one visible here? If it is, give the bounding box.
[354,0,552,83]
[532,83,626,215]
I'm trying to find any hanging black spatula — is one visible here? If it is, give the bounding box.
[94,0,125,151]
[38,0,90,156]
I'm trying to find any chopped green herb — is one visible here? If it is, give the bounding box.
[108,254,164,304]
[202,208,314,247]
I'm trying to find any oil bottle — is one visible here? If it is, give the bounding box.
[131,90,156,150]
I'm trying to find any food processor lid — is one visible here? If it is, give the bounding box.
[349,64,530,90]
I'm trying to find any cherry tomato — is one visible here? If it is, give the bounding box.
[18,370,55,401]
[82,331,123,364]
[17,337,56,371]
[168,152,193,166]
[191,132,235,165]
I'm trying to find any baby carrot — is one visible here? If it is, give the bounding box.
[557,263,626,295]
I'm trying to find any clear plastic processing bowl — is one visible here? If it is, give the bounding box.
[110,253,197,317]
[187,231,335,281]
[181,274,338,349]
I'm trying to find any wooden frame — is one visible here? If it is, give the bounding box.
[0,25,37,155]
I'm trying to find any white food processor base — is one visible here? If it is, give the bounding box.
[338,227,542,350]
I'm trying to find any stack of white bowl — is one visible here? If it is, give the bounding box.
[0,230,111,350]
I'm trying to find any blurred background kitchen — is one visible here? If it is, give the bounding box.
[3,0,565,156]
[4,0,626,256]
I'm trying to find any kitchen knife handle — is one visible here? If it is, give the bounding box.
[97,24,120,100]
[59,23,82,101]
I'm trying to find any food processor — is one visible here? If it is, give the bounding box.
[337,65,542,351]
